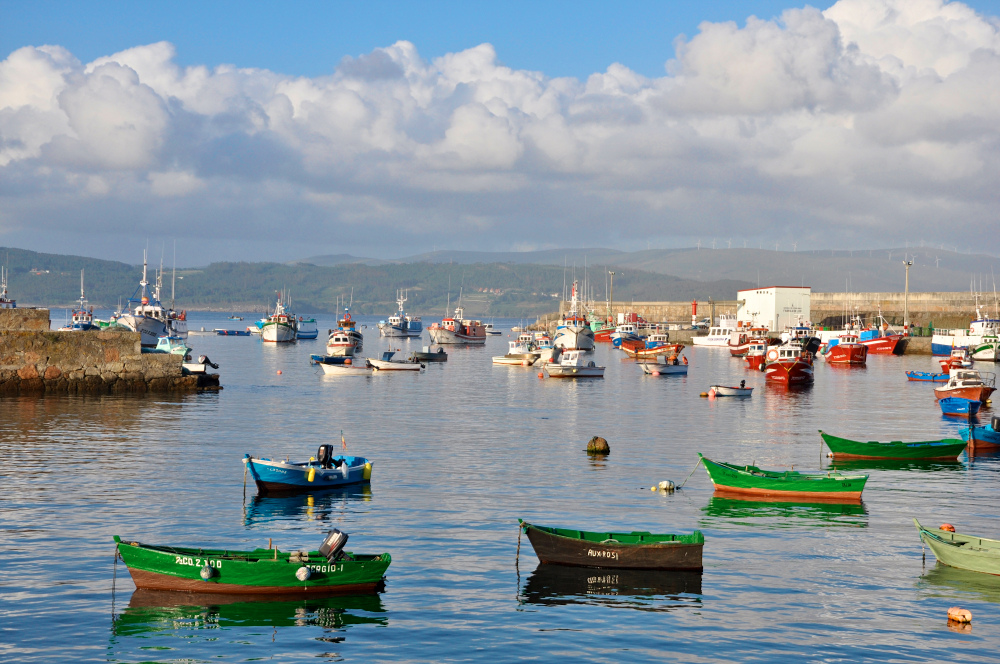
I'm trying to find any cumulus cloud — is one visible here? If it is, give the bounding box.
[1,0,999,262]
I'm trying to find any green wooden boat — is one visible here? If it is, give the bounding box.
[914,519,1000,575]
[114,535,390,595]
[699,453,868,501]
[519,520,704,570]
[819,430,967,460]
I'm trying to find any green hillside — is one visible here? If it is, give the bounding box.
[0,246,750,316]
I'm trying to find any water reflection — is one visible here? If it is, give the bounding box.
[243,485,373,527]
[112,589,386,636]
[701,495,868,529]
[918,564,1000,604]
[828,458,966,473]
[519,564,702,612]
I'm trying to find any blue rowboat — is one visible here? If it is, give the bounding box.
[244,446,372,495]
[939,397,981,418]
[961,415,1000,451]
[905,370,948,382]
[310,354,352,365]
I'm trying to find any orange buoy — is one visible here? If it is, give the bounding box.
[651,371,660,376]
[537,372,544,379]
[700,392,709,397]
[947,607,972,623]
[276,370,282,375]
[941,523,956,532]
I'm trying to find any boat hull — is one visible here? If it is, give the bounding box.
[244,456,371,494]
[819,431,966,460]
[640,363,688,375]
[115,538,390,595]
[905,371,948,382]
[368,359,421,371]
[764,359,814,384]
[117,314,168,348]
[744,354,766,371]
[709,385,753,397]
[862,336,907,355]
[700,455,867,501]
[825,343,868,365]
[544,365,605,378]
[319,363,373,376]
[553,327,595,351]
[520,522,703,571]
[377,323,422,338]
[262,323,296,343]
[915,520,1000,576]
[427,328,486,345]
[934,385,996,402]
[960,425,1000,451]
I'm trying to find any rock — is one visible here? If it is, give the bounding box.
[43,366,62,380]
[586,436,610,455]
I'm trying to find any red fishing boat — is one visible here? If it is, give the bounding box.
[728,326,770,357]
[744,339,769,371]
[620,334,685,359]
[939,347,973,372]
[427,306,487,345]
[933,369,996,403]
[764,338,818,384]
[858,317,908,355]
[824,334,868,365]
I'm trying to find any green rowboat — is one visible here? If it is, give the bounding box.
[820,430,967,460]
[915,519,1000,575]
[114,535,390,595]
[699,453,868,501]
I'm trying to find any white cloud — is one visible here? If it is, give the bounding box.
[1,0,999,262]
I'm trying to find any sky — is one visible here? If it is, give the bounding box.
[2,0,1000,266]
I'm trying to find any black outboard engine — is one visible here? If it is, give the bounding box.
[316,444,336,469]
[198,355,220,369]
[803,337,822,355]
[993,415,1000,433]
[319,529,349,562]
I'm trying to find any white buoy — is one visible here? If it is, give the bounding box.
[200,566,213,580]
[295,566,312,582]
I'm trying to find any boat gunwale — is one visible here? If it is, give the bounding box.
[518,519,704,546]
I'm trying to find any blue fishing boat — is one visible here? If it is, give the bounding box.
[960,415,1000,451]
[939,397,981,418]
[905,370,948,382]
[243,445,372,494]
[310,354,354,365]
[215,329,251,336]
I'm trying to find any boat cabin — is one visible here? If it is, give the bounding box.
[646,334,671,345]
[947,369,995,386]
[778,347,801,360]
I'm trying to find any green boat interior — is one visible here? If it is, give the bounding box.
[521,521,704,545]
[114,537,388,563]
[710,459,859,482]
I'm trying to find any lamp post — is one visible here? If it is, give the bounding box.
[903,259,913,331]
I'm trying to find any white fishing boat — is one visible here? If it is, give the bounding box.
[319,360,374,376]
[377,290,423,338]
[326,310,364,356]
[553,281,595,351]
[492,339,542,366]
[368,350,423,371]
[543,350,605,378]
[261,296,297,343]
[931,299,1000,355]
[58,270,97,331]
[0,266,15,309]
[692,313,738,347]
[114,252,169,347]
[484,322,502,335]
[427,306,487,344]
[639,355,689,375]
[296,317,318,339]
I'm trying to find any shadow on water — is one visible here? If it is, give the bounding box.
[918,564,1000,604]
[243,485,373,528]
[519,564,702,612]
[700,495,868,529]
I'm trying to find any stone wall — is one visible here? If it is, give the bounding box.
[0,307,50,331]
[0,323,219,395]
[558,300,738,322]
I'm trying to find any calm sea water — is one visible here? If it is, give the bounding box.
[3,312,999,662]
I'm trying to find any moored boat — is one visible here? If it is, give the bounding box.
[114,531,390,595]
[933,369,996,403]
[914,519,1000,575]
[971,337,1000,361]
[261,296,297,343]
[819,430,966,460]
[639,354,689,375]
[764,337,819,384]
[296,317,318,339]
[427,306,487,345]
[552,281,595,351]
[58,270,97,331]
[960,415,1000,451]
[939,397,981,418]
[699,453,868,500]
[368,350,423,371]
[0,266,15,309]
[243,445,372,494]
[145,335,191,356]
[543,350,605,378]
[709,382,753,397]
[905,370,948,382]
[744,339,769,371]
[692,313,738,347]
[824,333,868,365]
[409,346,448,362]
[377,290,422,338]
[492,339,541,366]
[620,334,684,359]
[319,360,373,376]
[939,347,973,372]
[518,520,704,571]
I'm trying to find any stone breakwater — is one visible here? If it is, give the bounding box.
[0,309,220,395]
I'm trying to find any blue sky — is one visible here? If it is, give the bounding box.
[2,1,1000,264]
[3,1,853,79]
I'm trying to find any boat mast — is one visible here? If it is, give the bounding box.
[171,240,176,310]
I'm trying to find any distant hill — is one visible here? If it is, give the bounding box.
[0,246,749,315]
[310,246,1000,293]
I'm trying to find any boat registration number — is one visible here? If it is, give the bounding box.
[306,563,345,574]
[175,556,223,569]
[587,549,619,561]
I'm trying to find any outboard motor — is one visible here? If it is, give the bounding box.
[993,415,1000,433]
[316,444,336,469]
[198,355,220,369]
[803,337,823,355]
[318,529,349,563]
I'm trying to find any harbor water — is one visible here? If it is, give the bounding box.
[3,313,999,662]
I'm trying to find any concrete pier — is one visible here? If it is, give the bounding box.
[0,309,221,395]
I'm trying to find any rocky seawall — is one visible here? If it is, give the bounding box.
[0,309,220,395]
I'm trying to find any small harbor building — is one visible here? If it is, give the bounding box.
[736,286,811,331]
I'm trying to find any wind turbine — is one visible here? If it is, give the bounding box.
[935,256,940,268]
